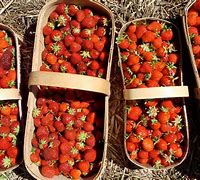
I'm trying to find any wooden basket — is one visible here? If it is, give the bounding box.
[182,0,200,100]
[0,23,22,172]
[23,0,115,179]
[117,17,189,170]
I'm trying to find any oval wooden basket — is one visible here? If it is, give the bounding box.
[24,0,115,179]
[117,17,189,170]
[182,0,200,100]
[0,23,22,172]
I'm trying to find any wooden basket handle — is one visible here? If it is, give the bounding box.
[28,71,110,96]
[123,86,189,100]
[0,89,21,100]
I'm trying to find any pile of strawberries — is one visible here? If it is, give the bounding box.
[30,88,104,179]
[0,29,20,170]
[0,101,20,169]
[0,30,17,88]
[117,20,180,88]
[187,0,200,74]
[41,3,111,78]
[126,99,185,168]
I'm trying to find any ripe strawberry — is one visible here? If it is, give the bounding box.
[95,27,106,37]
[142,31,156,42]
[49,11,59,22]
[89,61,100,70]
[135,125,148,138]
[140,62,152,73]
[118,38,129,49]
[136,25,147,39]
[64,34,75,47]
[30,152,40,163]
[188,26,198,36]
[46,53,57,65]
[76,10,85,22]
[43,148,59,161]
[36,126,49,138]
[60,142,72,154]
[94,41,104,52]
[55,3,67,14]
[0,126,10,136]
[168,53,179,64]
[76,130,89,142]
[70,169,81,179]
[84,149,96,162]
[161,29,173,41]
[0,47,13,70]
[85,134,95,147]
[68,4,79,16]
[80,28,93,38]
[156,138,168,151]
[43,22,55,36]
[0,138,11,150]
[78,161,90,174]
[64,129,76,141]
[54,120,65,132]
[70,42,81,53]
[81,16,96,28]
[90,49,99,59]
[153,37,162,49]
[143,51,153,61]
[82,39,93,50]
[158,111,170,123]
[51,30,63,42]
[91,34,100,43]
[57,14,71,27]
[83,122,94,132]
[70,53,82,65]
[59,162,72,175]
[151,70,163,81]
[147,21,162,32]
[40,165,56,178]
[127,105,142,121]
[188,15,197,26]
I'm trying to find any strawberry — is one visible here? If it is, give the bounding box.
[76,130,89,142]
[161,29,173,41]
[60,142,72,154]
[140,62,152,73]
[147,21,162,32]
[54,120,65,132]
[78,161,90,175]
[136,25,147,39]
[0,138,11,150]
[188,15,197,26]
[142,31,156,43]
[84,149,96,162]
[70,53,82,65]
[90,49,99,59]
[70,42,81,53]
[94,41,104,52]
[68,4,79,16]
[0,47,13,70]
[64,129,76,141]
[55,3,67,14]
[59,162,72,175]
[0,126,10,137]
[118,38,129,49]
[46,53,57,65]
[81,16,96,28]
[70,169,81,179]
[80,29,93,38]
[76,10,85,22]
[41,165,56,178]
[51,30,63,42]
[85,134,95,147]
[75,36,83,44]
[43,22,55,36]
[57,14,70,27]
[153,37,162,49]
[36,126,49,138]
[151,70,163,81]
[49,11,59,22]
[95,27,106,37]
[61,113,75,125]
[127,105,142,121]
[89,61,100,70]
[82,39,93,50]
[64,34,75,47]
[43,148,59,161]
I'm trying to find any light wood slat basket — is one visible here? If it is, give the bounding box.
[117,17,189,170]
[182,0,200,100]
[23,0,115,179]
[0,23,22,172]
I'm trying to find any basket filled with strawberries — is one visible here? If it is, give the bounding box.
[183,0,200,100]
[0,23,22,172]
[117,18,189,169]
[24,0,115,179]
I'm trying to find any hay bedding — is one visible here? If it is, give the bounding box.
[0,0,199,179]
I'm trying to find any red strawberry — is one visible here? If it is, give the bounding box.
[49,11,59,22]
[90,49,99,59]
[0,126,10,136]
[140,62,152,73]
[0,47,13,70]
[0,116,10,127]
[89,61,100,70]
[95,27,106,37]
[0,138,11,150]
[60,142,72,154]
[84,149,96,162]
[127,105,142,121]
[82,39,93,50]
[136,25,147,39]
[161,29,173,41]
[36,126,49,138]
[76,130,89,142]
[43,148,59,161]
[70,42,81,53]
[59,162,72,175]
[85,134,95,147]
[76,10,85,22]
[61,113,75,125]
[64,34,75,47]
[64,129,76,141]
[142,31,156,42]
[55,3,67,14]
[43,22,55,36]
[118,38,129,49]
[68,4,79,16]
[75,36,83,44]
[70,53,82,65]
[80,29,93,38]
[78,161,90,175]
[40,165,56,178]
[94,41,104,52]
[81,16,96,28]
[54,120,65,132]
[57,14,71,27]
[51,30,63,42]
[51,41,66,56]
[83,122,94,132]
[147,21,162,32]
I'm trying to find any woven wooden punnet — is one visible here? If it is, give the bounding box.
[23,0,115,179]
[117,17,189,170]
[183,0,200,100]
[0,23,22,172]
